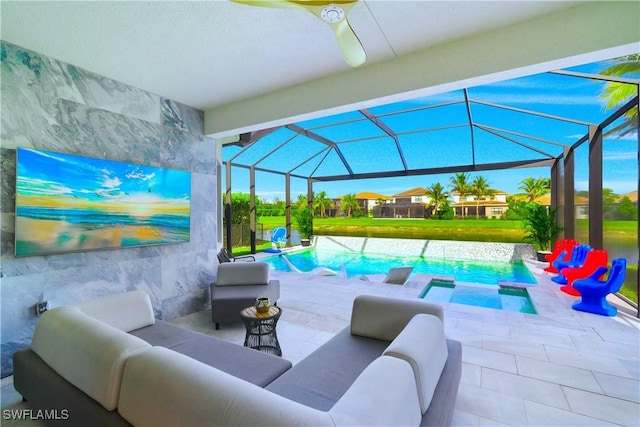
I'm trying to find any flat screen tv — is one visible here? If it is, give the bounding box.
[15,147,191,257]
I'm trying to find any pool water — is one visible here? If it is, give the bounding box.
[265,248,536,285]
[421,280,537,314]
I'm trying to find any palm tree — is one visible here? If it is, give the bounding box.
[425,182,448,218]
[341,193,360,218]
[471,176,492,219]
[599,54,639,137]
[313,191,332,218]
[295,194,309,211]
[449,172,470,218]
[519,177,550,203]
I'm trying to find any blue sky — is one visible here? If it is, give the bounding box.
[224,57,638,202]
[17,148,191,204]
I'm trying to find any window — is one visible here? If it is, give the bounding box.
[491,208,503,215]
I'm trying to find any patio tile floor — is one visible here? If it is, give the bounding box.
[2,259,638,426]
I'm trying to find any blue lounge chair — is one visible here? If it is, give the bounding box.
[572,258,626,316]
[264,227,287,253]
[271,227,287,248]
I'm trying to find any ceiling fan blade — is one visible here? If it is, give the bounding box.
[230,0,303,10]
[231,0,366,67]
[333,18,366,67]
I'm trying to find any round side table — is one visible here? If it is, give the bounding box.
[240,305,282,356]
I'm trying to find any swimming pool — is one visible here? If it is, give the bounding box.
[420,280,537,314]
[265,248,536,285]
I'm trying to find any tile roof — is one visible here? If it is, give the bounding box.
[392,187,427,197]
[355,191,392,200]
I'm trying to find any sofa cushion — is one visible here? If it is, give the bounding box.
[351,295,444,341]
[31,306,151,411]
[73,290,155,332]
[118,347,332,427]
[216,262,271,286]
[383,314,448,414]
[266,327,388,410]
[130,320,292,387]
[329,355,422,426]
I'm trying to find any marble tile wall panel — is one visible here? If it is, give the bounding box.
[0,41,217,377]
[161,98,205,135]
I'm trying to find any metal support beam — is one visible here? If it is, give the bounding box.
[551,157,561,238]
[286,124,354,176]
[588,124,603,248]
[249,165,256,254]
[309,158,555,182]
[225,161,232,251]
[563,147,575,239]
[360,109,408,171]
[636,88,639,318]
[285,173,291,247]
[307,179,313,211]
[463,89,477,165]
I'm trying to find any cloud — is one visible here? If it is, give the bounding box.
[126,169,156,181]
[604,151,637,161]
[102,176,122,188]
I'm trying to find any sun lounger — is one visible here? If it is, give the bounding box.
[360,267,414,285]
[279,254,341,276]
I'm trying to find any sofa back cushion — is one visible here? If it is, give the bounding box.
[31,306,151,411]
[118,347,332,426]
[329,355,422,426]
[73,290,155,332]
[350,294,444,341]
[383,314,448,414]
[216,262,270,286]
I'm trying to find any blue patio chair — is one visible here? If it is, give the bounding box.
[264,227,287,253]
[271,227,287,248]
[551,244,591,283]
[572,258,626,316]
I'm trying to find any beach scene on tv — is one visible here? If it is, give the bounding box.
[15,148,191,257]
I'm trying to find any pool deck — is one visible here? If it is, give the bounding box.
[2,258,639,426]
[211,256,639,426]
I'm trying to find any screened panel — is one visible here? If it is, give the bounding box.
[308,149,353,178]
[290,147,331,177]
[296,110,367,129]
[310,117,387,142]
[336,136,405,173]
[473,125,566,158]
[230,127,298,165]
[470,102,588,145]
[399,127,474,170]
[367,91,466,115]
[603,113,638,267]
[377,102,469,133]
[473,129,555,165]
[468,73,611,124]
[574,140,590,243]
[257,134,327,172]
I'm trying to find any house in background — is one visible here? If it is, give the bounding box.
[373,187,433,219]
[451,189,510,219]
[334,192,392,216]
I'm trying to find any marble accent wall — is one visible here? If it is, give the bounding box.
[0,42,218,377]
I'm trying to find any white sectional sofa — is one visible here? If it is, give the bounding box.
[13,291,462,426]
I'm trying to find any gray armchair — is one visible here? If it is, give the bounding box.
[210,262,280,330]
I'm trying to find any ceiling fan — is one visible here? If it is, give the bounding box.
[231,0,366,67]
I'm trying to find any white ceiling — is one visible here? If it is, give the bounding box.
[2,1,639,137]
